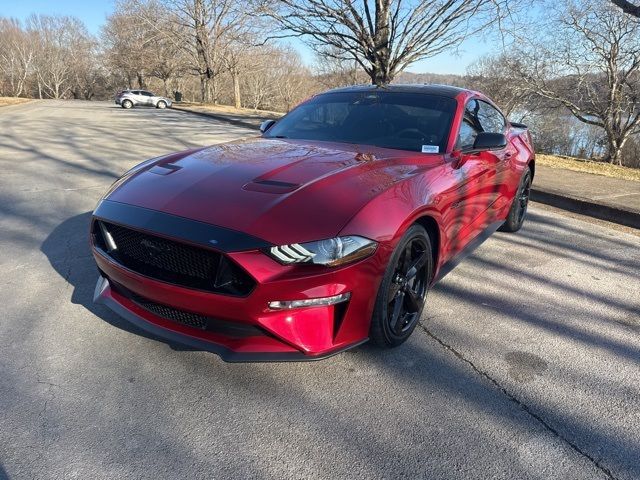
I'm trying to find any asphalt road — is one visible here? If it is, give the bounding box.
[1,100,639,480]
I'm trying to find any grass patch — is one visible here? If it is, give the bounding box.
[177,102,283,120]
[0,97,33,108]
[537,154,640,182]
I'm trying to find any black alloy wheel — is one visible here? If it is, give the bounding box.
[516,170,532,225]
[499,167,532,233]
[370,225,432,347]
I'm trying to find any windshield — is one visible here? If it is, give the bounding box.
[265,91,457,153]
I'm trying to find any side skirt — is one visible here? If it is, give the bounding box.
[433,220,504,283]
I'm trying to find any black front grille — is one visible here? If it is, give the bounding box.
[93,220,255,296]
[109,280,263,337]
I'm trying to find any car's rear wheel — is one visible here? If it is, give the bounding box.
[370,225,432,347]
[499,167,532,233]
[121,99,133,109]
[156,100,167,109]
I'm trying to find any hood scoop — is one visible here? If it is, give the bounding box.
[149,163,182,176]
[242,179,300,194]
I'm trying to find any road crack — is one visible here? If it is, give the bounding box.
[417,322,618,480]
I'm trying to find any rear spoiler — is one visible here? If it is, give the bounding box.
[509,121,534,152]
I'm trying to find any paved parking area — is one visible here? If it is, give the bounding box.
[1,100,639,480]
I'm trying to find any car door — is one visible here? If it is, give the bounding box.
[475,100,513,218]
[141,91,155,106]
[444,99,501,247]
[127,90,140,105]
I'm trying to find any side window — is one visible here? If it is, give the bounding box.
[142,91,153,97]
[131,90,140,95]
[477,100,506,133]
[457,99,483,149]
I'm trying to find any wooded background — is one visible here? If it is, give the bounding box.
[1,0,639,167]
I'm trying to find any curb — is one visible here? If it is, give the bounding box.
[531,187,640,229]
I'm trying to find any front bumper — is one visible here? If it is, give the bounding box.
[93,275,366,362]
[92,236,385,362]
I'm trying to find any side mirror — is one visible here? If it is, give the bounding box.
[472,132,507,151]
[260,119,276,133]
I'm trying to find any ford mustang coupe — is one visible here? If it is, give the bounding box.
[91,84,534,361]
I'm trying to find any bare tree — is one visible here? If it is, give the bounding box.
[506,0,640,165]
[272,47,314,111]
[125,0,260,103]
[103,1,165,89]
[27,15,92,99]
[262,0,514,86]
[611,0,640,17]
[0,19,36,97]
[314,46,368,89]
[466,54,540,119]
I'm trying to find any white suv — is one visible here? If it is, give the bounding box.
[115,90,173,109]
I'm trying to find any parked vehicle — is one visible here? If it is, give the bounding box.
[115,90,172,109]
[92,84,535,362]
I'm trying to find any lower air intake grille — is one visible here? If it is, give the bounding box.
[135,296,209,330]
[109,280,264,338]
[92,220,255,296]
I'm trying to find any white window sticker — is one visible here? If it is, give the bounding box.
[421,145,439,154]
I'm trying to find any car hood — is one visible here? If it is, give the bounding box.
[105,138,442,246]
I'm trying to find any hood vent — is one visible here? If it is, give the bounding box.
[242,179,300,194]
[149,163,182,175]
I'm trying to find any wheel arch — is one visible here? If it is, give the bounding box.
[413,215,440,281]
[528,157,535,179]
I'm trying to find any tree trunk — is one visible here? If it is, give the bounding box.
[605,131,630,166]
[232,71,241,109]
[369,0,392,86]
[136,72,146,89]
[200,75,208,103]
[369,68,392,86]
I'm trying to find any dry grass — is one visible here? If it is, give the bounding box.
[537,154,640,182]
[0,97,33,108]
[177,102,283,120]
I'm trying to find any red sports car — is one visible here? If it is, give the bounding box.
[91,85,534,361]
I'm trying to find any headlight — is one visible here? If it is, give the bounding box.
[268,236,377,267]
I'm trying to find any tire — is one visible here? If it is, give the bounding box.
[156,100,167,109]
[499,166,532,233]
[370,224,433,348]
[121,99,133,109]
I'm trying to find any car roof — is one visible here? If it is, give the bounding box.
[323,83,469,98]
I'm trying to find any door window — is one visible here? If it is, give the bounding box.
[456,99,506,149]
[457,99,483,150]
[477,101,506,133]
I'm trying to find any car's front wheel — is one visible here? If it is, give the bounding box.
[121,99,133,109]
[156,100,167,109]
[370,224,433,347]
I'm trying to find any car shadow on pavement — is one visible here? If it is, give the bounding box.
[40,211,196,352]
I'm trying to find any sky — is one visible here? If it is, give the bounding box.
[0,0,493,75]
